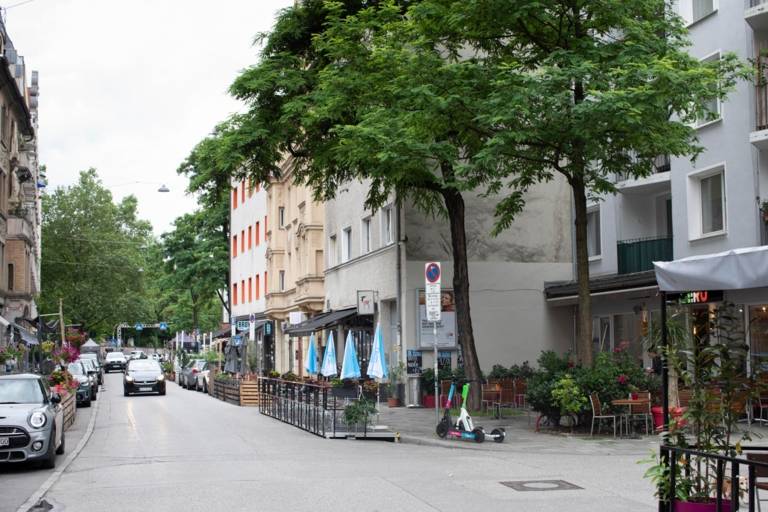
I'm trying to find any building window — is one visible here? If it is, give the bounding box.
[241,180,246,203]
[700,171,725,234]
[587,207,601,258]
[232,187,238,209]
[361,217,371,254]
[679,0,716,25]
[232,235,238,258]
[698,52,721,126]
[248,226,253,249]
[248,277,253,303]
[264,215,268,234]
[328,235,337,267]
[279,270,286,291]
[264,271,268,295]
[255,274,260,300]
[241,279,245,304]
[233,283,238,306]
[255,222,260,246]
[7,263,13,291]
[341,227,352,263]
[241,230,245,253]
[248,179,254,197]
[382,206,393,245]
[278,207,285,228]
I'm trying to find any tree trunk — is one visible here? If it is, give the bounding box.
[572,179,593,367]
[441,186,482,410]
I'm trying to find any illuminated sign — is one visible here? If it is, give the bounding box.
[667,290,724,304]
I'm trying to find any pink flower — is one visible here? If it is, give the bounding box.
[617,374,629,385]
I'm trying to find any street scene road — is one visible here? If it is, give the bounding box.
[3,2,768,511]
[3,372,655,512]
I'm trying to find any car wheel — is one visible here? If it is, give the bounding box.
[159,387,166,396]
[92,389,98,401]
[203,381,208,394]
[56,429,65,455]
[84,398,92,407]
[40,430,57,469]
[195,380,200,392]
[123,388,129,397]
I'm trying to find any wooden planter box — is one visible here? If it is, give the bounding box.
[211,379,260,407]
[62,391,76,431]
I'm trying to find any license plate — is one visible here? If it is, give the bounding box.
[0,437,8,447]
[139,387,152,392]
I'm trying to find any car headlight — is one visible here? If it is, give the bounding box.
[29,411,47,429]
[156,374,164,381]
[125,375,134,382]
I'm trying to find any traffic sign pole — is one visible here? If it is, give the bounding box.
[425,262,442,424]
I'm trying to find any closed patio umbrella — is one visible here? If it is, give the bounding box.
[304,333,318,375]
[367,323,388,411]
[320,332,337,377]
[340,330,361,380]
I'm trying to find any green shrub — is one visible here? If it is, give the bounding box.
[551,375,588,416]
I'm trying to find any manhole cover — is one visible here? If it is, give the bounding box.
[500,480,583,492]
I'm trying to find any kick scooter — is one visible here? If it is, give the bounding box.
[435,379,506,443]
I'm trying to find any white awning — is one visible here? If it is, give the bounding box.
[653,245,768,292]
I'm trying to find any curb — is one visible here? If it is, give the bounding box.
[16,390,101,512]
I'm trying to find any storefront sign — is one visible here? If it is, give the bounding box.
[357,290,375,316]
[667,290,724,305]
[417,290,457,348]
[407,350,422,375]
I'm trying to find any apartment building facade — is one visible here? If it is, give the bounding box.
[547,0,768,368]
[230,175,273,372]
[275,177,573,403]
[0,23,40,333]
[264,158,325,375]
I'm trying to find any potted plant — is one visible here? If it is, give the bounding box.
[550,374,587,430]
[343,397,377,432]
[644,303,753,511]
[761,200,768,222]
[387,363,405,407]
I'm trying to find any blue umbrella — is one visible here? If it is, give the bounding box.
[340,330,361,380]
[367,322,388,380]
[304,333,318,375]
[320,332,337,377]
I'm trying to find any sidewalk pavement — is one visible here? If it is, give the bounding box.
[378,405,662,455]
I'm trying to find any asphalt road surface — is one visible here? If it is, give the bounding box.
[6,372,656,512]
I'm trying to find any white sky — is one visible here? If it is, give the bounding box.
[4,0,293,234]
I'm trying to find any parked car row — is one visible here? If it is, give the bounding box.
[179,359,210,393]
[0,373,66,468]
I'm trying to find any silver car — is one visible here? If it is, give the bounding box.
[0,373,65,468]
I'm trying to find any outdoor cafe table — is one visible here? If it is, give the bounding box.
[610,398,650,437]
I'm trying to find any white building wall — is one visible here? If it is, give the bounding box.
[231,180,268,319]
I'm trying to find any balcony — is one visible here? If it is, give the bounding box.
[617,236,673,275]
[752,37,768,149]
[747,0,768,32]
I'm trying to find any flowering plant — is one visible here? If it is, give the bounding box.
[41,341,55,356]
[616,374,629,386]
[48,369,77,392]
[53,344,79,364]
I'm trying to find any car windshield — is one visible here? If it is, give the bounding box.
[193,360,206,369]
[106,353,125,361]
[0,379,44,404]
[128,360,160,372]
[80,360,95,370]
[68,363,85,375]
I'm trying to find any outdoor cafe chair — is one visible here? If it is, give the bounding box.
[589,392,617,438]
[628,391,652,436]
[747,453,768,512]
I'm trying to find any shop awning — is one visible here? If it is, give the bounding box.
[653,246,768,292]
[286,308,358,337]
[545,270,659,302]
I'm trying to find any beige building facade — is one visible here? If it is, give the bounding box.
[264,158,325,374]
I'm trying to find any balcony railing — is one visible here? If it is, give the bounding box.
[752,0,768,8]
[614,154,671,183]
[617,236,673,275]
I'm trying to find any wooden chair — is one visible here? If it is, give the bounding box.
[513,379,527,408]
[628,391,652,436]
[481,381,501,413]
[747,453,768,512]
[589,392,617,437]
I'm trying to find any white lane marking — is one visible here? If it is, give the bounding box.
[16,393,101,512]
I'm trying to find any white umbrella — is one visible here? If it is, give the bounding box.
[367,323,388,410]
[320,332,337,377]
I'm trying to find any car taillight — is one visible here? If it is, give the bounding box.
[192,369,198,374]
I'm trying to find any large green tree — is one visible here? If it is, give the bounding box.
[228,0,496,406]
[421,0,749,365]
[41,169,155,336]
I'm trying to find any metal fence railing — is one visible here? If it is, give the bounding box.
[617,236,673,274]
[258,377,391,439]
[659,444,768,511]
